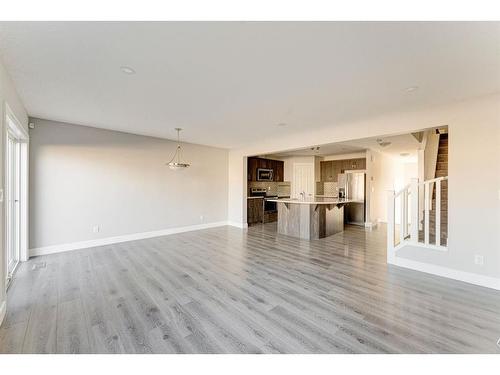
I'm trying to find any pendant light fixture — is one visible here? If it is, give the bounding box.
[166,128,190,170]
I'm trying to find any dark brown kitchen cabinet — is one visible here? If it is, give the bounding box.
[247,157,258,181]
[273,160,284,182]
[320,158,366,182]
[247,198,264,224]
[341,159,352,173]
[247,157,284,182]
[343,158,366,171]
[320,161,336,182]
[357,158,366,169]
[332,160,342,180]
[320,161,327,181]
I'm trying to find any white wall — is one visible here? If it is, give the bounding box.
[323,152,366,161]
[403,162,418,185]
[29,119,229,250]
[398,96,500,279]
[365,151,417,224]
[228,94,500,280]
[366,150,404,224]
[0,57,29,322]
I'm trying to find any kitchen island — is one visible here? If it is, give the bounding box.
[266,197,359,240]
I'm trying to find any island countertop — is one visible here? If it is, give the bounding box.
[266,197,363,205]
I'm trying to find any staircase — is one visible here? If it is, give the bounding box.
[421,133,448,246]
[387,131,449,262]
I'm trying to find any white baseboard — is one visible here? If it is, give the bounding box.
[0,300,6,327]
[389,256,500,291]
[29,221,230,257]
[227,221,248,229]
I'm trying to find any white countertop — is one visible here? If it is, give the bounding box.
[247,196,291,200]
[266,197,364,205]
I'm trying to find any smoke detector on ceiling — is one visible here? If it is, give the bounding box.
[120,66,136,75]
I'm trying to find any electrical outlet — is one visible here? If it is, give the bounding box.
[474,254,484,266]
[93,225,100,233]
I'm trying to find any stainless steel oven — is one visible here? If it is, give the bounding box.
[264,198,277,213]
[257,168,274,181]
[250,188,277,213]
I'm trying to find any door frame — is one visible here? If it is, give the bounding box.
[291,163,314,199]
[4,103,29,285]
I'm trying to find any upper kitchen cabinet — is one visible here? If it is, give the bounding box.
[247,157,258,181]
[332,160,342,180]
[273,160,284,182]
[320,161,335,182]
[247,157,284,181]
[320,158,367,182]
[343,158,366,171]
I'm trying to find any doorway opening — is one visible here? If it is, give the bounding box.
[4,104,29,288]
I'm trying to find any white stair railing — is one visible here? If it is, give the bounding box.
[387,177,447,262]
[421,176,448,247]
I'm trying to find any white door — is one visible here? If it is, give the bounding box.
[5,132,21,283]
[291,163,314,199]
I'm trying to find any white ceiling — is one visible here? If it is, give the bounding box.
[0,22,499,149]
[269,132,422,161]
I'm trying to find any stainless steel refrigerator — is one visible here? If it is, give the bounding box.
[338,171,366,226]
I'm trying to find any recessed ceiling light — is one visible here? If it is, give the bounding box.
[405,86,419,93]
[120,66,136,75]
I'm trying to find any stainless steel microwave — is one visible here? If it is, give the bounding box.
[257,168,274,181]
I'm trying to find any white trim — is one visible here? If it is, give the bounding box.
[389,256,500,291]
[4,103,28,140]
[0,300,6,327]
[19,141,29,261]
[30,221,230,257]
[4,103,30,288]
[396,240,448,252]
[364,221,378,229]
[227,221,248,229]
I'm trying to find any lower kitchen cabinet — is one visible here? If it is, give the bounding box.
[247,198,264,224]
[263,211,278,223]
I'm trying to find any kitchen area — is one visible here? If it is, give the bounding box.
[247,153,367,240]
[247,157,290,225]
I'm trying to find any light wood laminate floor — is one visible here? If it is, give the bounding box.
[1,223,500,353]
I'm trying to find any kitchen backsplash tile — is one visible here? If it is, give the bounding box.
[323,181,338,197]
[316,182,324,195]
[277,182,291,197]
[248,181,290,197]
